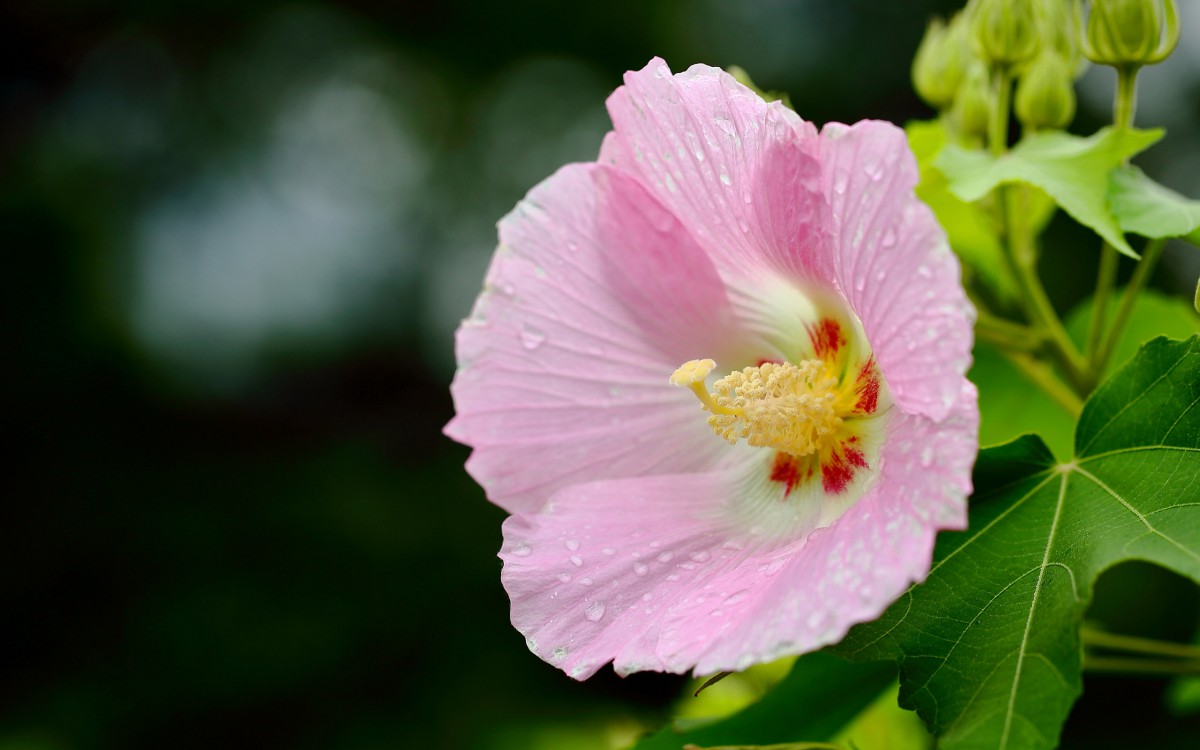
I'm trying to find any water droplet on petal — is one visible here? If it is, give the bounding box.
[920,446,935,467]
[557,573,572,583]
[580,577,594,586]
[881,228,896,247]
[510,542,532,557]
[657,551,674,564]
[569,555,584,567]
[584,600,606,622]
[719,170,732,186]
[690,551,710,563]
[519,324,547,350]
[602,547,615,556]
[565,539,580,551]
[633,562,648,576]
[916,264,932,278]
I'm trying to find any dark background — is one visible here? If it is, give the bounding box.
[4,1,1200,748]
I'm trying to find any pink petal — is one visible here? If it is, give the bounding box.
[447,163,753,514]
[600,59,828,286]
[818,120,976,421]
[502,384,977,679]
[677,381,979,675]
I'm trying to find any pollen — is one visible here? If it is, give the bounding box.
[673,359,854,458]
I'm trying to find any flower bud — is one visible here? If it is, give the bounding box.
[1084,0,1180,68]
[913,14,971,110]
[972,0,1041,68]
[952,60,993,141]
[1035,0,1086,76]
[1015,53,1077,130]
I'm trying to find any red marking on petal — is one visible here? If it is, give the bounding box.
[807,318,844,360]
[769,452,801,497]
[854,358,881,414]
[845,446,868,469]
[756,357,783,367]
[821,452,854,495]
[822,443,870,495]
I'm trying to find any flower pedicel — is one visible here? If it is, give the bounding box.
[446,58,979,679]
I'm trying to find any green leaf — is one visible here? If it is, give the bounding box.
[629,652,895,750]
[905,121,1016,302]
[936,127,1163,258]
[837,336,1200,750]
[1109,164,1200,243]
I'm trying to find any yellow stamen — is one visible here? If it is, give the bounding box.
[672,359,848,457]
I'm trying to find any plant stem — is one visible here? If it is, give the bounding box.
[989,68,1012,156]
[1095,237,1167,377]
[999,350,1084,418]
[1083,656,1200,676]
[976,313,1041,352]
[1085,243,1119,363]
[997,188,1090,392]
[1083,627,1200,660]
[1114,66,1140,131]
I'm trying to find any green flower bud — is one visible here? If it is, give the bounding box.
[912,14,971,109]
[972,0,1041,68]
[1035,0,1087,76]
[953,60,993,141]
[1084,0,1180,68]
[1015,53,1077,130]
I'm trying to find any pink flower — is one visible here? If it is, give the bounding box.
[446,59,978,679]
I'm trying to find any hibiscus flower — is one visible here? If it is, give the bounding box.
[446,58,978,679]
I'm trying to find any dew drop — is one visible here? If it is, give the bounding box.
[565,539,580,551]
[602,547,615,556]
[882,227,896,247]
[557,573,572,583]
[920,446,935,467]
[833,172,848,195]
[666,573,681,581]
[723,591,749,606]
[519,324,547,350]
[710,609,724,617]
[633,562,648,576]
[719,170,732,186]
[584,600,606,622]
[580,577,594,586]
[569,555,584,567]
[510,542,532,557]
[916,264,932,278]
[690,551,710,563]
[656,551,674,564]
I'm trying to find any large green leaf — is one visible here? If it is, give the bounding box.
[836,336,1200,750]
[629,652,895,750]
[1108,165,1200,245]
[936,128,1163,258]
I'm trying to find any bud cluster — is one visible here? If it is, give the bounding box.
[912,0,1180,135]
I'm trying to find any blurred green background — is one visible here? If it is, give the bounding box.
[4,1,1200,748]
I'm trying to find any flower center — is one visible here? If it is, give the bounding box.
[672,358,850,457]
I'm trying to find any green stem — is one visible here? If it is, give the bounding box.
[1083,656,1200,676]
[997,187,1090,393]
[976,313,1041,352]
[999,350,1084,418]
[687,744,848,750]
[1083,627,1200,660]
[989,68,1012,156]
[1085,243,1119,363]
[1095,237,1167,377]
[1114,66,1140,130]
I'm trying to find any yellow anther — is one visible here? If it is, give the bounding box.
[674,359,849,457]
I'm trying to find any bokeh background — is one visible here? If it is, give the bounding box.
[5,1,1200,748]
